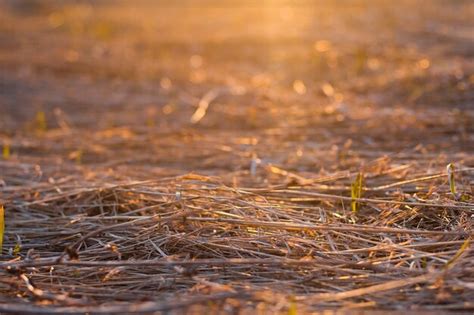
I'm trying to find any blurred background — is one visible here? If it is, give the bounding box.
[0,0,473,178]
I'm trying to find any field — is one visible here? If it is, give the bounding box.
[0,0,473,313]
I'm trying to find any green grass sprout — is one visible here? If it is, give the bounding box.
[36,111,47,133]
[2,144,10,159]
[351,172,364,213]
[447,163,456,196]
[445,238,471,270]
[288,296,298,315]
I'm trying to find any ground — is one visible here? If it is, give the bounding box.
[0,0,473,314]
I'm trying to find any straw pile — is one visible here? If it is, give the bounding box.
[1,137,473,313]
[0,0,473,313]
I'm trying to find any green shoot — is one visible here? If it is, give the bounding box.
[288,296,298,315]
[445,238,470,270]
[2,144,10,159]
[447,163,456,196]
[76,150,83,164]
[351,172,364,213]
[421,257,427,269]
[36,111,47,132]
[13,243,21,256]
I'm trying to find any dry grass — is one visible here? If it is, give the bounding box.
[1,165,473,313]
[0,0,473,313]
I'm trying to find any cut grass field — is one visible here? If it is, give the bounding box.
[0,0,473,313]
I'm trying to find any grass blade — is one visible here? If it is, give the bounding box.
[447,163,456,196]
[351,172,364,213]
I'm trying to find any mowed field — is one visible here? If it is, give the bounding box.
[0,0,473,313]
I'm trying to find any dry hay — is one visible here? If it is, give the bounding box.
[0,0,473,314]
[1,152,473,313]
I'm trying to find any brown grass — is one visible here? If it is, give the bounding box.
[0,0,473,313]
